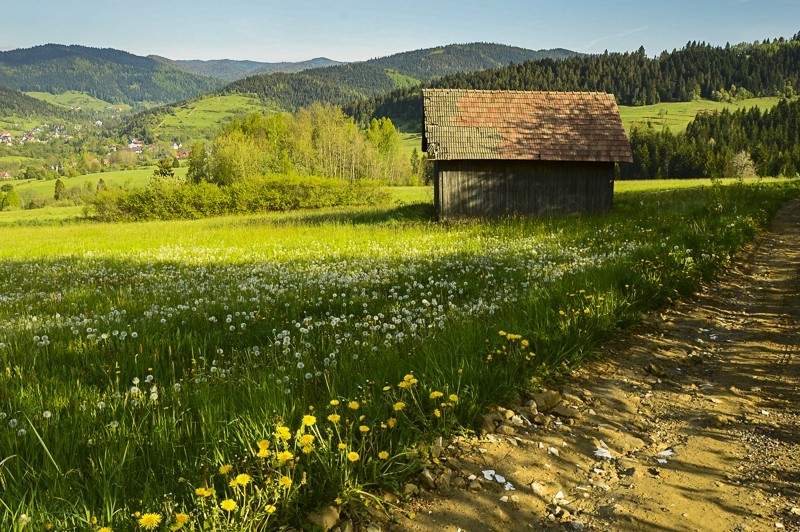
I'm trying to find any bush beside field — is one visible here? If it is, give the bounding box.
[90,175,390,221]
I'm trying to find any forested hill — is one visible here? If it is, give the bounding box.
[151,56,343,82]
[220,43,578,107]
[345,35,800,128]
[367,43,577,80]
[0,44,224,104]
[0,84,66,117]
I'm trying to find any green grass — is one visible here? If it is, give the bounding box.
[25,91,132,114]
[11,167,189,205]
[1,178,798,529]
[614,176,788,193]
[0,205,84,226]
[150,95,279,143]
[618,97,784,133]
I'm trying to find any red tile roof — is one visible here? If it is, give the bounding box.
[423,89,633,163]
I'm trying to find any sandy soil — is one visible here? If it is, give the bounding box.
[392,200,800,531]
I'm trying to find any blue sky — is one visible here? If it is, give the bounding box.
[2,0,798,61]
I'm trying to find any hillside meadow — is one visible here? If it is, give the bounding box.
[1,178,798,529]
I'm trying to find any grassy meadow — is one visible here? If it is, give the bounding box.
[617,97,783,132]
[25,91,132,114]
[1,179,799,530]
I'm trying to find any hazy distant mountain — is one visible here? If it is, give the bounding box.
[0,44,223,104]
[151,56,343,82]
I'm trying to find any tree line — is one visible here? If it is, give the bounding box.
[622,98,800,179]
[345,36,800,127]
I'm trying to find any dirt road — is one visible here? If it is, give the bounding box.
[398,200,800,531]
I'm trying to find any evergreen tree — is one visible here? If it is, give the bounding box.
[54,178,66,200]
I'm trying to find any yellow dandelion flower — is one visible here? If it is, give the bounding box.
[327,413,341,423]
[175,513,190,525]
[382,385,392,391]
[235,473,251,486]
[302,445,314,454]
[338,443,348,450]
[434,409,441,418]
[559,310,566,316]
[220,499,237,512]
[378,451,389,459]
[257,448,270,458]
[99,528,113,532]
[448,394,459,403]
[301,414,316,427]
[403,373,415,381]
[359,425,370,433]
[218,464,232,474]
[521,339,530,347]
[229,479,238,487]
[347,451,360,462]
[277,450,294,464]
[329,399,340,406]
[429,391,444,400]
[195,487,214,497]
[397,381,410,389]
[257,439,270,450]
[138,513,162,530]
[265,504,277,514]
[498,330,507,336]
[279,476,293,487]
[275,426,292,441]
[387,417,397,428]
[347,401,360,410]
[299,434,315,446]
[393,401,406,411]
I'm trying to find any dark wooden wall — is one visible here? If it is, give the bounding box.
[434,160,614,217]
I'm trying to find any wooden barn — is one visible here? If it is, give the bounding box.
[422,89,633,217]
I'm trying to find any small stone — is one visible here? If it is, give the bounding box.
[790,507,800,516]
[338,520,354,532]
[431,436,443,459]
[646,363,666,377]
[435,471,452,492]
[705,414,733,428]
[569,520,585,531]
[499,495,509,503]
[482,412,503,434]
[469,480,482,491]
[365,523,382,532]
[497,424,516,436]
[551,405,582,419]
[547,446,560,457]
[530,481,548,498]
[533,390,562,412]
[452,476,467,489]
[598,504,618,517]
[308,506,340,531]
[402,483,418,496]
[503,409,516,420]
[533,413,550,426]
[418,469,436,490]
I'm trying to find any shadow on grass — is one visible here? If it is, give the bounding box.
[233,201,438,228]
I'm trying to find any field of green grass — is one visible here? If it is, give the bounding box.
[151,95,279,143]
[1,178,798,529]
[26,91,132,114]
[618,97,783,133]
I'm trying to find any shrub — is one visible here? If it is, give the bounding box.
[89,175,389,221]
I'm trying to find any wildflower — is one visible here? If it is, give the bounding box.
[387,418,397,428]
[498,330,507,336]
[434,409,441,418]
[429,391,444,400]
[265,504,277,514]
[378,451,389,459]
[449,394,459,403]
[347,451,360,462]
[219,464,233,474]
[329,399,340,406]
[257,439,270,450]
[220,499,237,512]
[257,448,270,458]
[18,514,31,527]
[327,413,341,423]
[99,528,113,532]
[301,414,316,427]
[42,410,52,419]
[277,450,294,464]
[393,401,406,411]
[302,445,314,454]
[195,487,215,497]
[279,476,293,487]
[382,385,392,391]
[347,401,360,410]
[338,443,348,450]
[299,434,315,447]
[138,513,162,529]
[175,513,189,525]
[235,473,252,486]
[275,426,291,440]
